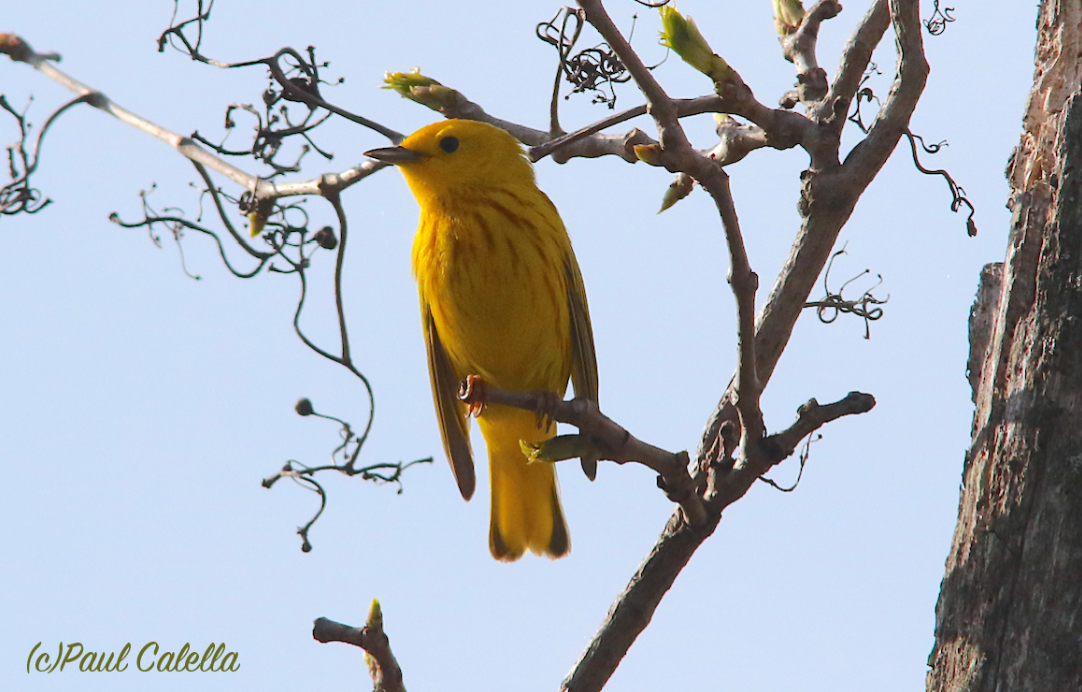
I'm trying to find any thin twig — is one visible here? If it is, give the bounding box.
[3,34,390,204]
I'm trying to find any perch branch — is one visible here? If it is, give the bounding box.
[459,381,706,527]
[561,391,875,692]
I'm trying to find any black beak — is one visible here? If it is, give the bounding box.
[364,145,426,164]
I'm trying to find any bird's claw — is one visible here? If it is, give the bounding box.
[534,390,561,434]
[458,374,488,417]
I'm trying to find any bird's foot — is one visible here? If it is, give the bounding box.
[458,374,488,417]
[534,389,561,434]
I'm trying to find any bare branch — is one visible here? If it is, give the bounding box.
[560,509,720,692]
[817,0,890,130]
[458,380,707,527]
[705,173,762,441]
[529,102,649,162]
[578,0,766,451]
[706,391,875,509]
[3,34,391,206]
[390,68,819,166]
[5,35,259,189]
[779,0,843,106]
[262,48,402,143]
[562,391,874,692]
[703,116,770,166]
[314,608,406,692]
[694,0,927,496]
[763,392,876,463]
[843,0,928,181]
[532,95,777,164]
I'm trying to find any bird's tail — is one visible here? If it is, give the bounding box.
[479,406,569,562]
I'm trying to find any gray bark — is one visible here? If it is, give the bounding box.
[927,2,1082,689]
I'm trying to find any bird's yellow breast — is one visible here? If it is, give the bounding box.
[412,185,572,394]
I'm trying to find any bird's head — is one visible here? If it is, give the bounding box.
[365,119,535,201]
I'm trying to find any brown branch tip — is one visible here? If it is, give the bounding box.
[314,603,405,692]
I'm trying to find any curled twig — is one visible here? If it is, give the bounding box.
[804,245,888,339]
[758,433,820,492]
[1,94,50,216]
[845,62,882,133]
[847,77,976,236]
[1,91,97,217]
[538,6,630,109]
[157,0,216,60]
[923,1,956,36]
[110,181,276,277]
[537,7,585,132]
[261,398,433,551]
[286,470,327,554]
[904,130,977,236]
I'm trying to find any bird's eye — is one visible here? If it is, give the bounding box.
[439,136,459,153]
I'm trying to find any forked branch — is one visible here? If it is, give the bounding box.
[314,604,406,692]
[557,391,873,692]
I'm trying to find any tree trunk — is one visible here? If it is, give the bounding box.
[927,2,1082,690]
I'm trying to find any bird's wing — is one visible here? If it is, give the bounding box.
[424,303,476,500]
[565,254,600,481]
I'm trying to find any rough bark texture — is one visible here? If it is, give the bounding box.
[927,2,1082,690]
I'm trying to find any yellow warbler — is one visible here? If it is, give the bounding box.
[365,120,599,561]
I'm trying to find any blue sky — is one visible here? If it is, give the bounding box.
[3,2,1035,690]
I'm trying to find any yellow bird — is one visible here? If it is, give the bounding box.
[365,120,598,561]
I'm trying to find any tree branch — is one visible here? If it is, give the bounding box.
[459,381,707,527]
[578,0,767,461]
[560,509,720,692]
[314,606,405,692]
[2,34,388,204]
[817,0,891,130]
[842,0,927,182]
[561,391,874,692]
[779,0,843,106]
[697,0,927,465]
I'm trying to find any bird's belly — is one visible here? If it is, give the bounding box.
[426,230,570,393]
